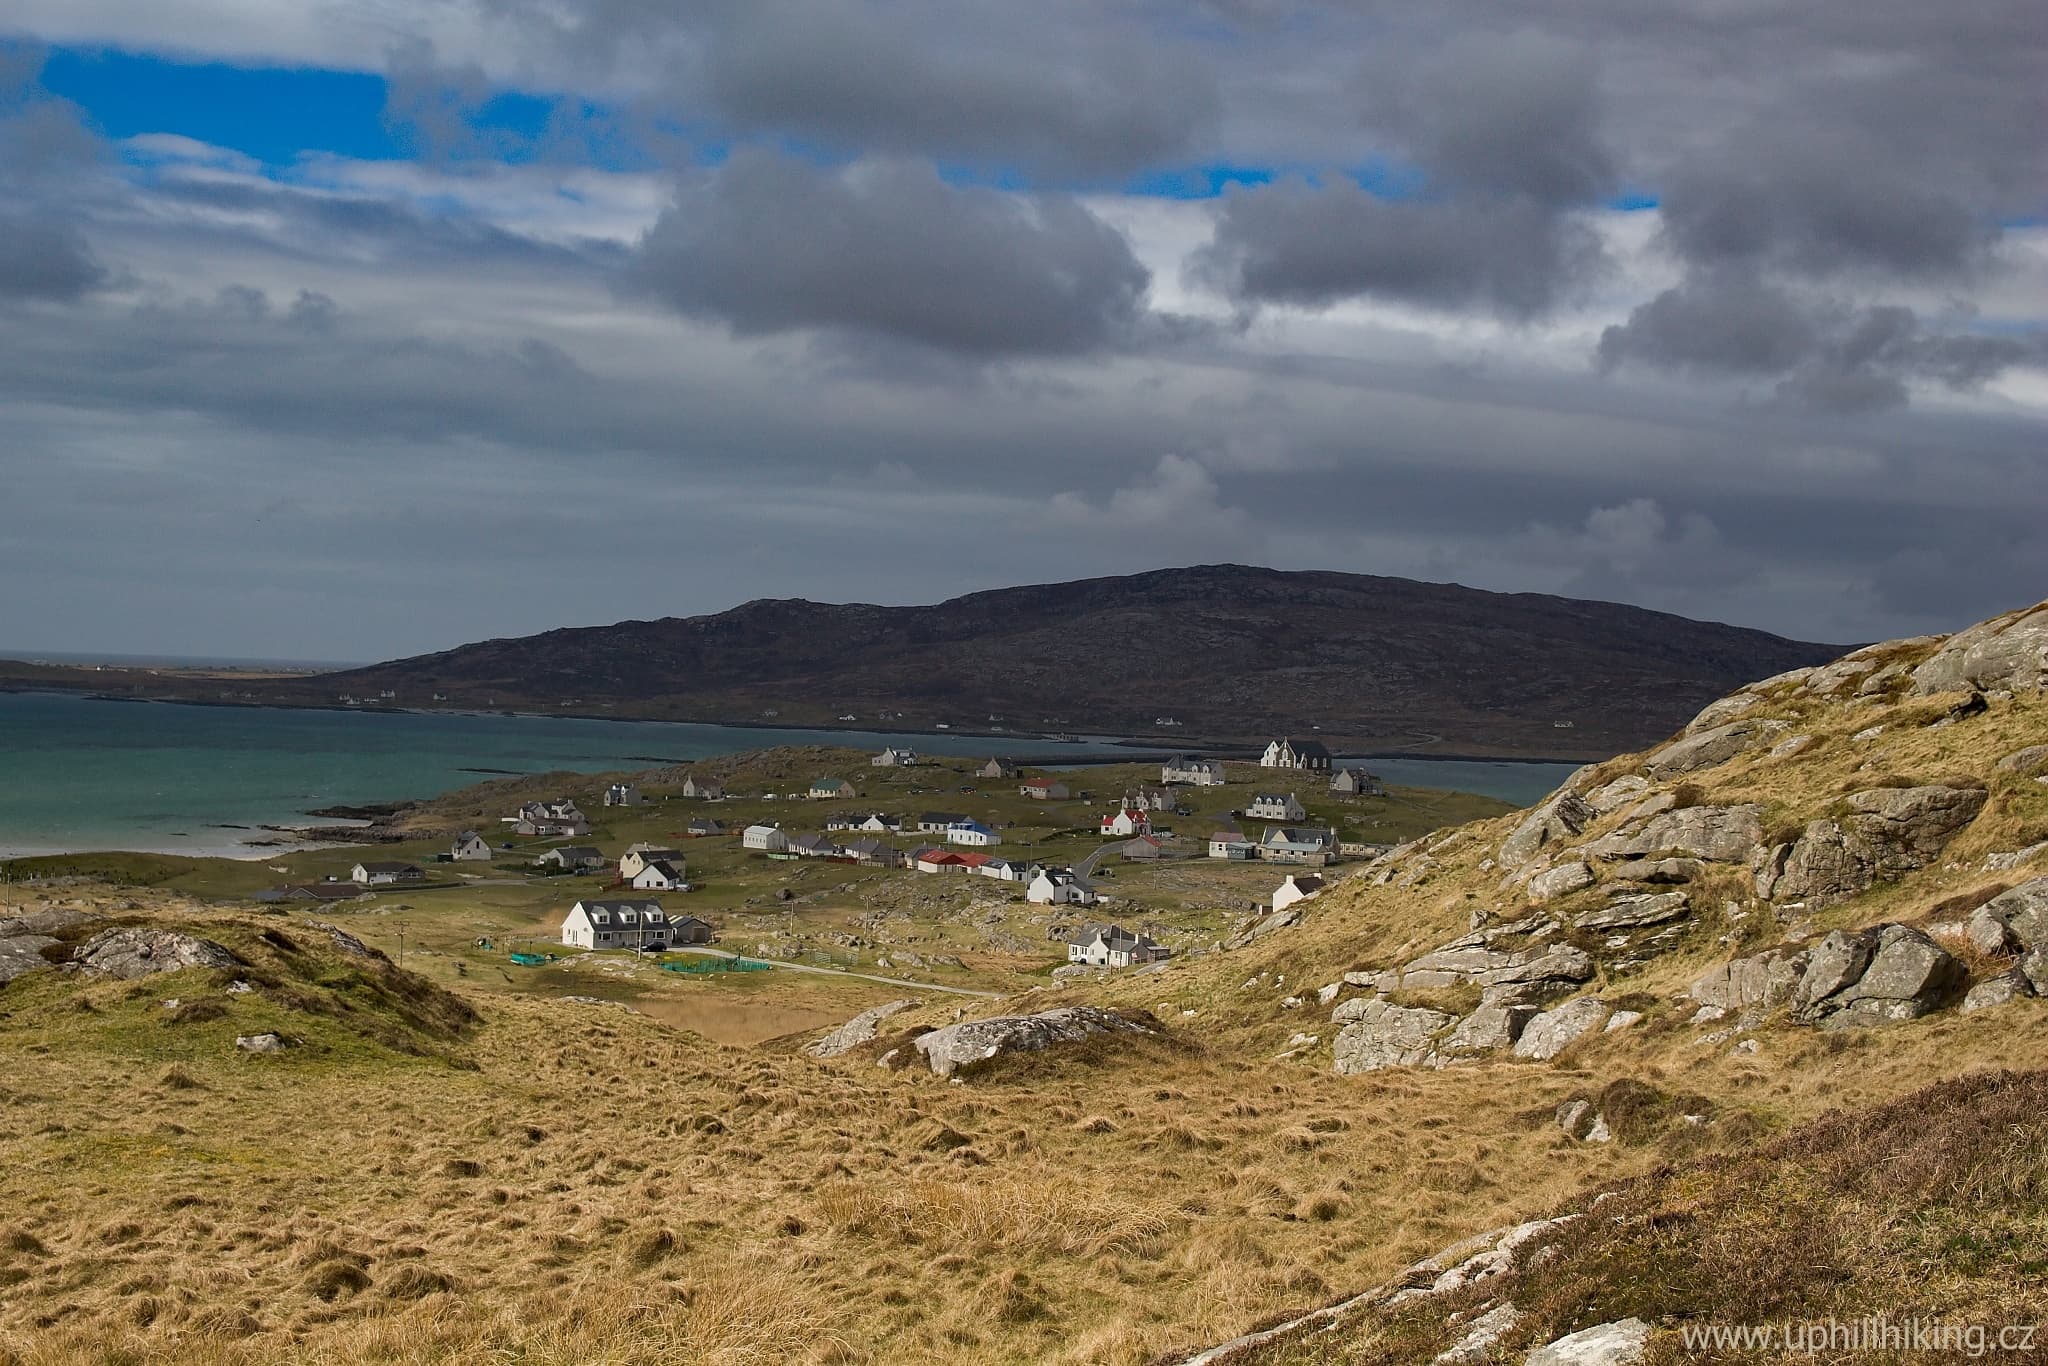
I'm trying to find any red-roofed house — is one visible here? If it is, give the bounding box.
[1101,807,1151,838]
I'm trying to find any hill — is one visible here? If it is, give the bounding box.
[311,565,1839,756]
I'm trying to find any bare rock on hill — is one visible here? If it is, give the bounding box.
[1642,719,1786,780]
[1967,878,2048,954]
[1442,1001,1539,1055]
[1513,997,1611,1060]
[1793,925,1962,1028]
[74,927,237,979]
[1525,1318,1652,1366]
[1332,1000,1456,1074]
[1499,792,1597,871]
[1585,775,1650,813]
[1529,862,1595,902]
[911,1006,1152,1077]
[1912,602,2048,695]
[1583,804,1763,864]
[1756,785,1986,908]
[808,999,918,1058]
[1691,946,1810,1012]
[1606,856,1705,884]
[1997,744,2048,776]
[1682,691,1762,735]
[235,1032,286,1054]
[1962,973,2034,1014]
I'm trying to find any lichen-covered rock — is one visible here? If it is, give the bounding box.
[1962,973,2033,1014]
[910,1006,1153,1077]
[1756,786,1986,907]
[1585,775,1650,813]
[1525,1318,1652,1366]
[235,1032,285,1053]
[1966,878,2048,954]
[1997,744,2048,776]
[1529,862,1596,902]
[1794,925,1962,1027]
[74,927,237,979]
[1583,804,1763,864]
[1912,602,2048,695]
[1605,857,1704,884]
[1690,946,1810,1012]
[1513,997,1611,1060]
[1472,945,1595,991]
[1434,1302,1523,1366]
[1332,1000,1455,1074]
[808,999,919,1058]
[1573,892,1689,932]
[1442,1001,1539,1055]
[1642,719,1785,780]
[1499,792,1597,871]
[1682,692,1762,735]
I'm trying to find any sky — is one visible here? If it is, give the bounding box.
[1,1,2043,661]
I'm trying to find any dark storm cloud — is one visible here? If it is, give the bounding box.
[0,213,104,301]
[629,150,1153,355]
[0,49,107,302]
[1195,29,1615,318]
[1599,273,2046,412]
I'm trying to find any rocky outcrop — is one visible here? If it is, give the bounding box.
[1525,1318,1651,1366]
[1997,744,2048,776]
[1962,973,2033,1014]
[0,908,94,985]
[1791,925,1963,1028]
[910,1006,1152,1077]
[73,927,238,979]
[1605,857,1704,884]
[1499,792,1597,871]
[1529,862,1595,902]
[1556,1099,1611,1143]
[1382,940,1593,995]
[1681,692,1761,735]
[1582,804,1763,864]
[1573,891,1689,933]
[1642,719,1784,780]
[1585,775,1650,814]
[1690,946,1811,1013]
[236,1032,286,1053]
[1333,1000,1457,1074]
[1513,997,1611,1060]
[1912,602,2048,695]
[1441,1001,1540,1056]
[1965,878,2048,954]
[1756,785,1985,907]
[807,999,918,1058]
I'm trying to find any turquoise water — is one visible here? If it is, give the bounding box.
[0,693,1575,857]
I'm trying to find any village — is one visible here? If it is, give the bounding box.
[216,737,1505,1010]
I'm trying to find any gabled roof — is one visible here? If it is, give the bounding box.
[920,811,968,824]
[575,898,663,913]
[355,860,420,874]
[640,860,684,880]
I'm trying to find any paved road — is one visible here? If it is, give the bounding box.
[1070,841,1125,883]
[662,946,1000,998]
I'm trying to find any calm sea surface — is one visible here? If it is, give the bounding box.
[0,693,1575,857]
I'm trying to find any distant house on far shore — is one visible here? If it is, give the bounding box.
[871,747,918,767]
[351,861,423,887]
[1162,756,1225,787]
[1262,738,1332,773]
[450,831,492,862]
[809,777,856,800]
[677,776,725,800]
[602,782,647,807]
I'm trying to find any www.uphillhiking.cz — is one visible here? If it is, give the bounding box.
[1679,1317,2039,1358]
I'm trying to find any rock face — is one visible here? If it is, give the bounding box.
[1792,925,1963,1027]
[73,927,237,979]
[0,908,94,985]
[1332,1000,1456,1074]
[235,1032,286,1053]
[1690,946,1811,1012]
[1997,744,2048,776]
[807,999,918,1058]
[1525,1318,1652,1366]
[1513,997,1611,1060]
[1529,862,1596,902]
[1966,878,2048,954]
[1962,973,2033,1014]
[1442,1001,1539,1055]
[1912,603,2048,695]
[1756,785,1986,907]
[1499,792,1597,870]
[910,1006,1152,1077]
[1642,719,1783,779]
[1583,804,1763,864]
[1573,892,1689,932]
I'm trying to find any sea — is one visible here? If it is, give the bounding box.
[0,692,1577,858]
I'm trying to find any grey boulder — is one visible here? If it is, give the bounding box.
[1582,804,1763,865]
[1499,792,1597,871]
[1529,862,1596,902]
[1966,878,2048,954]
[1642,719,1784,780]
[1690,946,1810,1013]
[1513,997,1611,1061]
[1573,892,1690,933]
[74,927,237,979]
[1442,1001,1540,1055]
[1332,1000,1456,1074]
[1794,925,1963,1027]
[1961,973,2034,1014]
[1756,786,1986,907]
[808,999,918,1058]
[1997,744,2048,776]
[1525,1318,1652,1366]
[910,1006,1152,1078]
[1912,603,2048,696]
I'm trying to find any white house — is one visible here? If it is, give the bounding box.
[1100,807,1151,838]
[1066,923,1170,967]
[1245,792,1308,822]
[561,899,685,950]
[1018,777,1071,801]
[450,831,493,862]
[870,747,918,767]
[742,824,789,853]
[1271,873,1326,913]
[619,845,685,879]
[858,813,904,833]
[1028,869,1097,905]
[1123,786,1177,813]
[841,837,902,867]
[809,777,856,800]
[789,833,842,858]
[1261,738,1332,772]
[1208,828,1255,860]
[918,811,969,833]
[1162,756,1225,787]
[1262,826,1338,864]
[509,798,591,838]
[677,776,724,800]
[977,858,1031,882]
[946,819,1001,847]
[630,860,688,891]
[602,783,648,807]
[351,861,423,886]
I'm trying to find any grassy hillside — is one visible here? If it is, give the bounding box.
[1,600,2043,1363]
